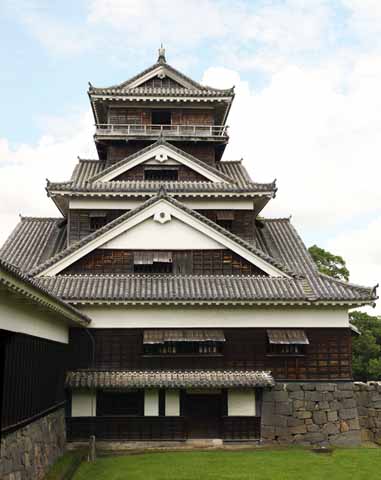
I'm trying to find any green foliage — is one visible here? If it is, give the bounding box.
[308,245,350,281]
[350,311,381,381]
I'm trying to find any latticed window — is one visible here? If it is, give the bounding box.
[89,212,107,232]
[144,168,178,181]
[266,329,309,356]
[133,251,173,274]
[216,211,235,231]
[144,341,222,356]
[143,329,225,356]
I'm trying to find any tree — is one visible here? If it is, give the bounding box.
[308,244,350,281]
[350,311,381,381]
[309,245,380,381]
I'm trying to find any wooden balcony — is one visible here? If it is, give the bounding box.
[95,123,229,141]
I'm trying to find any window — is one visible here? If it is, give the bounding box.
[144,168,178,181]
[216,211,234,231]
[266,329,309,356]
[89,212,107,232]
[151,110,171,125]
[97,390,143,416]
[144,341,222,356]
[133,251,173,274]
[267,344,306,356]
[143,329,225,356]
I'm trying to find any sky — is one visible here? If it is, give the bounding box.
[0,0,380,313]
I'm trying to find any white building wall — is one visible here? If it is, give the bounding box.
[165,390,180,416]
[0,292,68,343]
[71,391,96,417]
[81,306,349,329]
[228,390,256,416]
[102,217,224,250]
[144,389,159,416]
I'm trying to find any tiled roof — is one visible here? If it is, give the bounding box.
[89,60,234,98]
[90,87,233,98]
[0,217,66,272]
[87,140,233,184]
[1,210,377,306]
[30,192,294,277]
[47,179,275,196]
[66,369,274,389]
[0,257,90,325]
[70,158,254,190]
[37,275,311,304]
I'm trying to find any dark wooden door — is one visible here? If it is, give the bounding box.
[185,394,221,438]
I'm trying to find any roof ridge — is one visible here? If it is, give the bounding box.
[20,216,62,222]
[39,274,299,280]
[317,271,378,293]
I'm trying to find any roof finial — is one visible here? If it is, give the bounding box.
[158,44,166,63]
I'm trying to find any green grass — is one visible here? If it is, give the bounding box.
[44,450,85,480]
[72,448,381,480]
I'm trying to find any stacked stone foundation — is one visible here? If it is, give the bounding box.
[0,408,66,480]
[261,382,379,447]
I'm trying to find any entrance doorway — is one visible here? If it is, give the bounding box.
[184,392,222,438]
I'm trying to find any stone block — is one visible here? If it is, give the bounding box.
[287,417,305,427]
[286,383,302,392]
[342,398,357,409]
[275,402,293,415]
[338,383,354,391]
[290,391,304,401]
[323,422,339,435]
[304,432,326,444]
[313,411,327,425]
[329,431,361,447]
[273,391,289,402]
[340,421,350,432]
[295,411,312,420]
[339,408,358,420]
[307,424,319,433]
[289,424,307,435]
[302,384,316,391]
[348,418,360,430]
[305,391,323,402]
[327,411,338,422]
[316,383,336,392]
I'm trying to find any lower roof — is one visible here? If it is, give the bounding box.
[0,214,377,307]
[0,257,90,326]
[66,369,275,389]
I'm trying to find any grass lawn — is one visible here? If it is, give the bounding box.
[72,448,381,480]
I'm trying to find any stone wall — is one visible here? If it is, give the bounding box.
[354,381,381,444]
[0,408,66,480]
[261,382,361,447]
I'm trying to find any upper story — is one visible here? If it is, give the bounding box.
[89,48,234,164]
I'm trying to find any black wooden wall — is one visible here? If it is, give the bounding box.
[68,328,352,381]
[0,330,67,432]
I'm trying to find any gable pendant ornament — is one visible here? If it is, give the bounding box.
[154,211,172,224]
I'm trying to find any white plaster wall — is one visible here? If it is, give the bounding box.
[69,199,254,210]
[228,390,256,416]
[102,217,224,250]
[71,391,96,417]
[144,389,159,416]
[0,292,68,343]
[81,306,350,329]
[165,390,180,416]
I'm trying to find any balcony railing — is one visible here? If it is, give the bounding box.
[95,124,229,138]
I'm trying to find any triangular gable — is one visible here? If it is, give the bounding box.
[114,63,203,91]
[34,195,291,278]
[89,140,232,184]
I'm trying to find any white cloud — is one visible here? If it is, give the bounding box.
[202,57,381,230]
[341,0,381,42]
[0,111,96,245]
[327,216,381,314]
